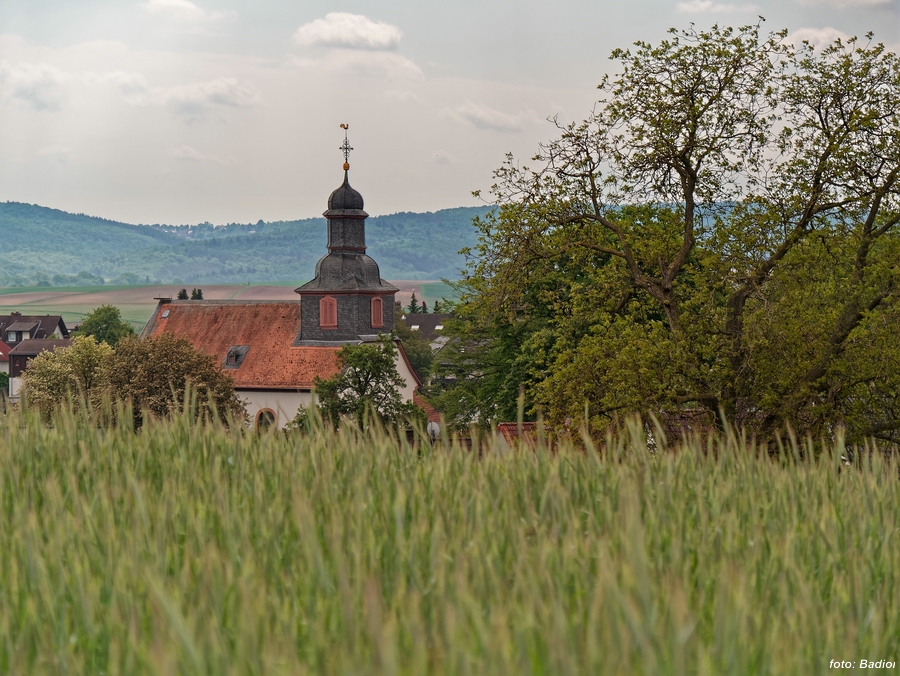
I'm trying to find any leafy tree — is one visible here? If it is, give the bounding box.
[435,24,900,443]
[407,292,420,314]
[22,336,113,413]
[191,288,204,300]
[307,336,423,429]
[0,372,9,397]
[73,305,135,346]
[177,288,189,300]
[99,333,244,427]
[394,321,434,382]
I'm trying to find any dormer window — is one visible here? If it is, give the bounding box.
[7,332,15,342]
[223,345,250,369]
[320,296,337,328]
[371,297,384,328]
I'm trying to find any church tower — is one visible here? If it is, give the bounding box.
[294,126,398,343]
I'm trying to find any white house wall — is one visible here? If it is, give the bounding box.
[239,351,417,430]
[9,376,23,402]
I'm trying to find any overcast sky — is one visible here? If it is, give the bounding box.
[0,0,897,224]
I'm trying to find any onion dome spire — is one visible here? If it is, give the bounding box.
[328,123,364,211]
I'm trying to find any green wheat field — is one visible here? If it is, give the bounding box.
[0,407,897,674]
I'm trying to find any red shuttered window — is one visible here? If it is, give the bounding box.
[371,297,384,328]
[320,296,337,328]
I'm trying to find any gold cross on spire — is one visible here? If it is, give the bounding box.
[339,123,352,171]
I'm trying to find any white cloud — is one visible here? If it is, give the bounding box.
[172,145,230,164]
[790,27,852,47]
[293,13,403,50]
[431,150,454,165]
[0,61,248,122]
[450,102,524,133]
[142,0,236,21]
[101,71,150,96]
[676,0,758,11]
[796,0,891,6]
[0,61,70,111]
[154,76,259,121]
[287,51,422,81]
[37,145,74,164]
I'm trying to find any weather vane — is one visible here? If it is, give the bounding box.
[339,123,352,171]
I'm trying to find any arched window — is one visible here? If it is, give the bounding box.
[320,296,337,328]
[256,409,276,431]
[371,296,384,328]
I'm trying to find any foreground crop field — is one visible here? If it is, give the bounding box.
[0,410,897,675]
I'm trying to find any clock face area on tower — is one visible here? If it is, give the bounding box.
[293,146,399,345]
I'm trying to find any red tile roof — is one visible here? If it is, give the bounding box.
[413,392,441,423]
[496,422,538,447]
[142,301,342,390]
[0,340,9,362]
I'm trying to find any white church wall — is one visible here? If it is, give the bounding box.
[240,389,312,429]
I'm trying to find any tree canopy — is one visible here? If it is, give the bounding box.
[433,24,900,443]
[304,337,422,430]
[73,305,135,346]
[101,333,244,426]
[22,333,245,426]
[22,336,113,413]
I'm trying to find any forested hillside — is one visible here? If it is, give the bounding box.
[0,202,486,285]
[0,203,177,284]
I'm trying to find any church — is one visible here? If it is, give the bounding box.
[141,135,420,428]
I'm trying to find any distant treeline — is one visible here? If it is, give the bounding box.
[0,202,488,286]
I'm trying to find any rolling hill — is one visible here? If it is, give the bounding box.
[0,202,489,286]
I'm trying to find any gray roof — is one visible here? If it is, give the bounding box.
[295,254,398,293]
[9,339,72,355]
[327,171,364,211]
[0,314,69,339]
[6,321,39,332]
[403,313,453,341]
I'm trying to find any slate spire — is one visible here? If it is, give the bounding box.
[294,125,398,343]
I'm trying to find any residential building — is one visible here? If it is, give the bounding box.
[0,313,69,347]
[8,339,72,402]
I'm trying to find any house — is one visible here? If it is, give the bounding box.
[0,313,69,347]
[8,339,73,402]
[141,152,421,429]
[0,314,70,400]
[403,312,453,351]
[0,340,10,376]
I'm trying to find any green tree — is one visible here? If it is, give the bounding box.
[22,336,113,413]
[177,288,189,300]
[99,333,244,427]
[73,305,135,346]
[307,336,422,429]
[191,288,204,300]
[436,24,900,443]
[0,372,7,396]
[407,292,420,314]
